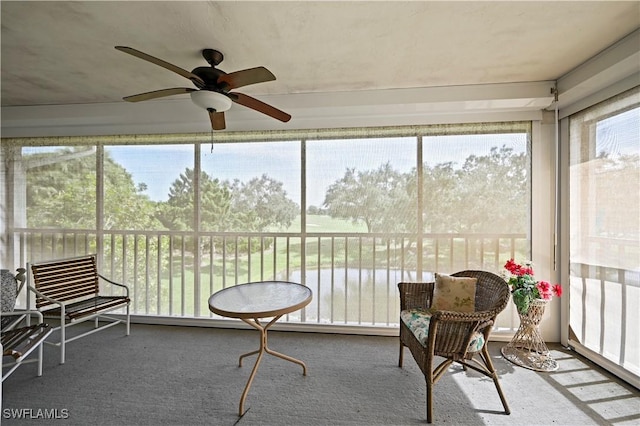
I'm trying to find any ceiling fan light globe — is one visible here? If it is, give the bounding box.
[190,90,232,112]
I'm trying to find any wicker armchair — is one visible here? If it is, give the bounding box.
[398,270,511,423]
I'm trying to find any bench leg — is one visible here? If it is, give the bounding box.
[126,304,130,336]
[37,341,44,376]
[60,308,66,365]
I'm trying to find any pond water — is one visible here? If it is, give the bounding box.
[284,268,435,325]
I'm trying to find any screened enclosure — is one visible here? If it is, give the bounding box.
[568,86,640,383]
[2,122,531,332]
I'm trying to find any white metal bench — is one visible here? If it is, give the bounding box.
[2,268,53,381]
[2,312,52,381]
[28,254,130,364]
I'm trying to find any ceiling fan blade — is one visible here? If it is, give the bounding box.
[217,67,276,90]
[209,110,226,130]
[115,46,205,87]
[123,87,196,102]
[228,92,291,123]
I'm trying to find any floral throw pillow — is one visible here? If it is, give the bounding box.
[431,273,477,312]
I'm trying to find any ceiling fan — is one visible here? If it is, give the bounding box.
[115,46,291,130]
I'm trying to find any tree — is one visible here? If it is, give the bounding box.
[454,145,528,233]
[322,147,528,235]
[155,168,233,231]
[306,205,326,215]
[418,146,529,233]
[421,161,459,233]
[26,147,160,230]
[590,152,639,239]
[229,174,299,232]
[103,158,162,231]
[156,169,299,259]
[323,163,415,233]
[155,168,234,267]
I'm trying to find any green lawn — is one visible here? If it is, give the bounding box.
[285,214,368,233]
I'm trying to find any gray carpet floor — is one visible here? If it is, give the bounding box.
[2,322,639,425]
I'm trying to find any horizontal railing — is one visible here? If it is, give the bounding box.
[13,228,528,331]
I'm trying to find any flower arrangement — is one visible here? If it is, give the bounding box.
[503,259,562,314]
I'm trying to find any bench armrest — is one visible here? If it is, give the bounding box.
[98,274,130,298]
[0,310,44,320]
[1,310,45,331]
[27,284,65,307]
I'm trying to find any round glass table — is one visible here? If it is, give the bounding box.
[208,281,312,416]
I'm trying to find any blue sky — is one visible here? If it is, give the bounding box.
[596,108,640,156]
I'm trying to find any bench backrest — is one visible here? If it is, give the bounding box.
[30,255,99,308]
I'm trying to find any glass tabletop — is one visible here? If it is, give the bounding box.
[208,281,312,319]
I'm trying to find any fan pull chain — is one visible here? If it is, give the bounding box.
[211,128,214,153]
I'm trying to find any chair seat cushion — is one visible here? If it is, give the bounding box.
[400,309,485,353]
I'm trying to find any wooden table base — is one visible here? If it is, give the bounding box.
[237,315,307,416]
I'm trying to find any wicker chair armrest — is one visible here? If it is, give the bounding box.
[476,319,496,339]
[432,308,497,340]
[428,312,495,355]
[398,282,433,311]
[430,308,497,322]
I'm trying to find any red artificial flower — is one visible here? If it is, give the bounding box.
[537,281,552,299]
[505,259,518,274]
[537,281,550,292]
[552,284,563,297]
[505,259,535,277]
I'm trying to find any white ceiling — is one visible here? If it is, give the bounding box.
[1,1,639,134]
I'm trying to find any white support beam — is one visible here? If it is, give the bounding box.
[1,81,554,138]
[556,29,640,118]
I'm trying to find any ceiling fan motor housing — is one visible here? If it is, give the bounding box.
[191,66,227,90]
